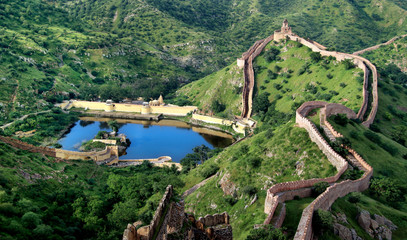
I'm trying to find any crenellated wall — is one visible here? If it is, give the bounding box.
[292,103,373,240]
[285,34,378,127]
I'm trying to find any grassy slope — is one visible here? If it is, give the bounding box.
[183,122,337,239]
[178,39,363,116]
[255,40,363,113]
[177,63,244,116]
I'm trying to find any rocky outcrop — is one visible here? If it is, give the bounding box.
[218,172,237,196]
[357,210,397,240]
[333,223,362,240]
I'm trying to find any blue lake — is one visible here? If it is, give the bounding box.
[58,117,234,162]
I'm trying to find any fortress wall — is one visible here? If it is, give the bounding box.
[0,136,56,157]
[55,147,112,160]
[353,34,407,55]
[198,212,229,228]
[192,114,234,126]
[287,35,378,126]
[71,100,107,111]
[274,203,286,229]
[241,35,274,118]
[114,104,142,113]
[264,102,349,222]
[69,100,197,116]
[136,185,173,240]
[324,103,357,119]
[150,106,197,116]
[293,110,373,240]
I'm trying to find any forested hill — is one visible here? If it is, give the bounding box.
[56,0,407,53]
[1,0,407,125]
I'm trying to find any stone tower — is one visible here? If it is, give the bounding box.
[281,19,292,34]
[274,19,293,41]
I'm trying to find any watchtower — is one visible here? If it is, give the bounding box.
[274,19,293,41]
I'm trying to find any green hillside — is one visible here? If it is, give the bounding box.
[182,122,337,239]
[177,63,244,117]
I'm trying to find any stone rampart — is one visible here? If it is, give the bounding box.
[92,139,117,145]
[198,212,230,228]
[294,159,373,240]
[353,34,407,55]
[286,35,378,127]
[0,136,56,157]
[292,105,373,240]
[55,146,118,162]
[133,185,173,240]
[0,136,120,163]
[240,35,274,118]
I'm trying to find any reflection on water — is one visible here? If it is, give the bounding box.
[58,117,234,162]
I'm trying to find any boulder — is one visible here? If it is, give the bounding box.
[374,214,398,231]
[358,210,371,231]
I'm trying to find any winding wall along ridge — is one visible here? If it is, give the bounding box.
[353,34,407,56]
[239,27,379,127]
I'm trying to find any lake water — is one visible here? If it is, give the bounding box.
[58,117,234,162]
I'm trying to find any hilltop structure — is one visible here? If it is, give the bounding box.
[274,19,293,41]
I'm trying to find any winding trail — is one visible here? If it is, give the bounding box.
[0,110,51,130]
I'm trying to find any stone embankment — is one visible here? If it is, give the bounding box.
[0,135,120,163]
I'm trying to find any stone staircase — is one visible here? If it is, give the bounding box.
[321,124,336,142]
[346,154,364,170]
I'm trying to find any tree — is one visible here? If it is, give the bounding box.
[370,178,404,203]
[211,100,226,113]
[253,92,270,113]
[193,144,211,164]
[21,211,41,228]
[312,182,329,197]
[310,52,322,62]
[312,209,333,235]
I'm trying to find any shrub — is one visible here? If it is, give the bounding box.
[247,156,262,168]
[200,164,219,178]
[312,182,329,197]
[211,100,226,113]
[326,73,333,79]
[225,196,238,206]
[310,52,322,62]
[242,185,257,196]
[370,178,404,202]
[313,209,333,235]
[348,194,360,203]
[21,212,41,228]
[332,114,348,126]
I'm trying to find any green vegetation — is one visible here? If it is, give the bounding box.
[183,122,337,239]
[282,197,314,238]
[0,142,183,240]
[253,40,363,113]
[176,63,244,117]
[80,140,107,151]
[2,110,79,146]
